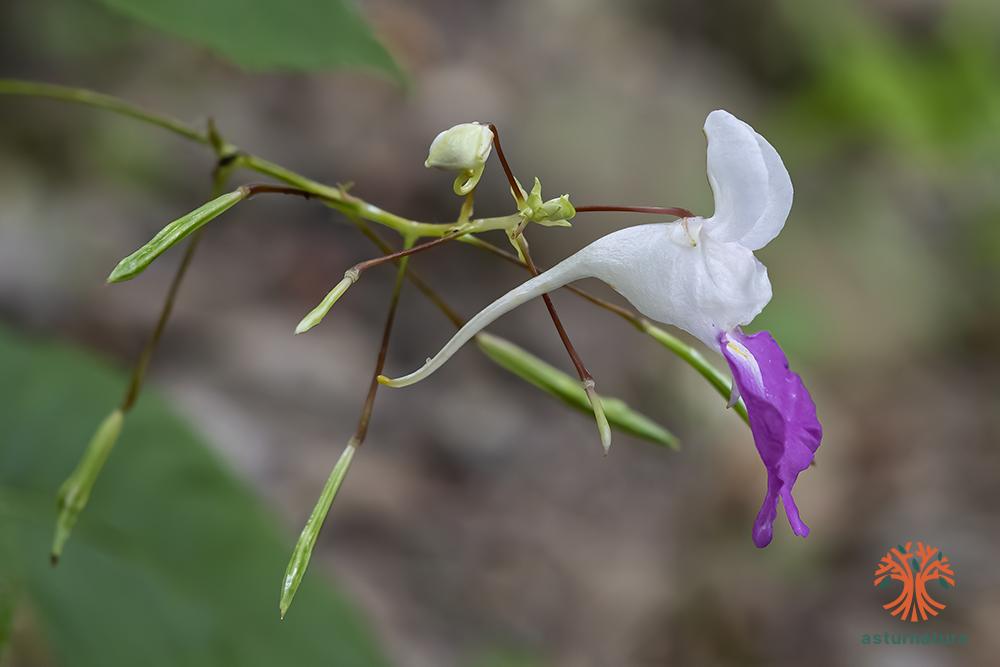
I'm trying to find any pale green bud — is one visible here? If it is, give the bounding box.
[520,178,575,227]
[424,122,494,196]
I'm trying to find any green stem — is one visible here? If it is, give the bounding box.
[0,79,209,145]
[238,155,449,237]
[0,80,457,240]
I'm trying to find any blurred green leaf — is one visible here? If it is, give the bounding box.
[779,0,1000,157]
[96,0,403,80]
[475,333,679,449]
[0,326,387,667]
[470,648,549,667]
[0,562,14,654]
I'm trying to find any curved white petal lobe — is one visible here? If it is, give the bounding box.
[703,110,792,250]
[738,130,793,250]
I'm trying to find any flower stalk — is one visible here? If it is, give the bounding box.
[509,232,612,453]
[483,123,612,452]
[279,236,414,619]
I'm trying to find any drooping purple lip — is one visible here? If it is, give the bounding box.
[719,329,822,548]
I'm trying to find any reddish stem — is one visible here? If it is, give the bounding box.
[575,205,694,217]
[487,123,523,205]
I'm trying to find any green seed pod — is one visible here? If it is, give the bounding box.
[279,438,358,619]
[51,408,125,563]
[475,333,678,449]
[108,189,247,283]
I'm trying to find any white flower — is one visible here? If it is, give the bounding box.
[383,110,792,386]
[389,111,823,549]
[424,122,494,195]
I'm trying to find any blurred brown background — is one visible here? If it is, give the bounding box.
[2,0,999,665]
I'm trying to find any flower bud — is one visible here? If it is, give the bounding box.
[522,178,575,227]
[424,122,494,195]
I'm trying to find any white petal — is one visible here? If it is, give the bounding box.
[703,110,792,250]
[424,122,493,171]
[580,222,771,347]
[738,130,793,250]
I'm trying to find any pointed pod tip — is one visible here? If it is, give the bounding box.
[50,528,68,566]
[278,580,296,620]
[107,257,141,283]
[376,374,392,386]
[598,414,612,455]
[295,276,356,335]
[584,383,612,456]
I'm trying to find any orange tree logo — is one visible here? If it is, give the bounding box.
[873,541,956,622]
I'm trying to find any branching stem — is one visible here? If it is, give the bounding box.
[1,80,747,424]
[0,79,211,145]
[511,234,592,383]
[353,237,414,445]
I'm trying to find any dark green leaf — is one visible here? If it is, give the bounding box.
[0,326,387,667]
[96,0,403,80]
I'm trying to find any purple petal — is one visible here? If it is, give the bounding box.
[719,329,822,548]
